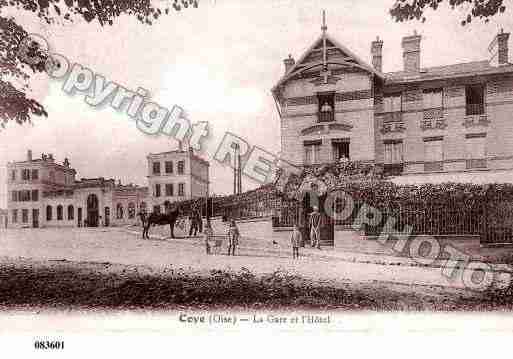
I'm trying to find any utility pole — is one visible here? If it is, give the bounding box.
[238,150,242,194]
[233,144,239,195]
[206,164,210,222]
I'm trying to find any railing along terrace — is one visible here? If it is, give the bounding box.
[364,200,483,236]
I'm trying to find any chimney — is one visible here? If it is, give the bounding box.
[489,28,510,66]
[402,31,422,72]
[27,149,32,162]
[283,54,295,74]
[371,36,383,72]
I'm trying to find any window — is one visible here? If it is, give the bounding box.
[165,183,174,196]
[22,209,28,223]
[68,205,74,220]
[178,161,185,174]
[465,84,485,115]
[304,140,322,165]
[11,191,18,202]
[155,183,161,197]
[165,161,173,174]
[116,204,124,219]
[383,93,402,113]
[21,169,30,180]
[332,139,350,162]
[423,88,443,109]
[57,205,63,220]
[31,190,38,202]
[384,141,404,164]
[12,209,18,223]
[317,92,335,122]
[152,162,161,175]
[46,206,52,221]
[128,203,135,219]
[424,137,444,171]
[11,170,15,181]
[178,183,185,196]
[466,134,487,168]
[19,190,30,202]
[31,169,39,180]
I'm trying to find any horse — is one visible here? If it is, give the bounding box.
[142,207,181,239]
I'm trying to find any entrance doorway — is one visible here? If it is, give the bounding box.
[104,207,110,227]
[32,209,39,228]
[301,192,334,247]
[86,194,99,227]
[77,207,82,227]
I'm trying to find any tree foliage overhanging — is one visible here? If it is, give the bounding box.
[390,0,507,26]
[0,0,198,128]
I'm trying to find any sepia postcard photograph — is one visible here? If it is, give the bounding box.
[2,0,513,356]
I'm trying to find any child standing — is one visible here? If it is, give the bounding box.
[204,220,213,255]
[291,224,302,259]
[227,220,240,256]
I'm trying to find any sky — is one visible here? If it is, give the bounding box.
[1,0,513,208]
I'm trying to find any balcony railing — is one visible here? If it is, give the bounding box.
[421,118,447,130]
[462,114,489,128]
[466,159,487,169]
[381,121,405,134]
[466,103,485,116]
[318,111,334,123]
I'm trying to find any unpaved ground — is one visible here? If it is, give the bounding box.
[0,227,483,309]
[0,256,482,311]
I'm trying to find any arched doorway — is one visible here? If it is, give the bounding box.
[86,194,99,227]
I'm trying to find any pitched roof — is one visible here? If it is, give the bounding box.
[386,60,513,84]
[272,33,384,93]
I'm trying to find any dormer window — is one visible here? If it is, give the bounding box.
[317,92,334,122]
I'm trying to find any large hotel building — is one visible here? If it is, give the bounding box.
[272,25,513,177]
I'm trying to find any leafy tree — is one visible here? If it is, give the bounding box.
[0,0,198,128]
[390,0,507,26]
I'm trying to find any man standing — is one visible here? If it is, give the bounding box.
[309,206,321,249]
[189,208,198,237]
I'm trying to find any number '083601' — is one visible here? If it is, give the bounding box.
[34,341,64,350]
